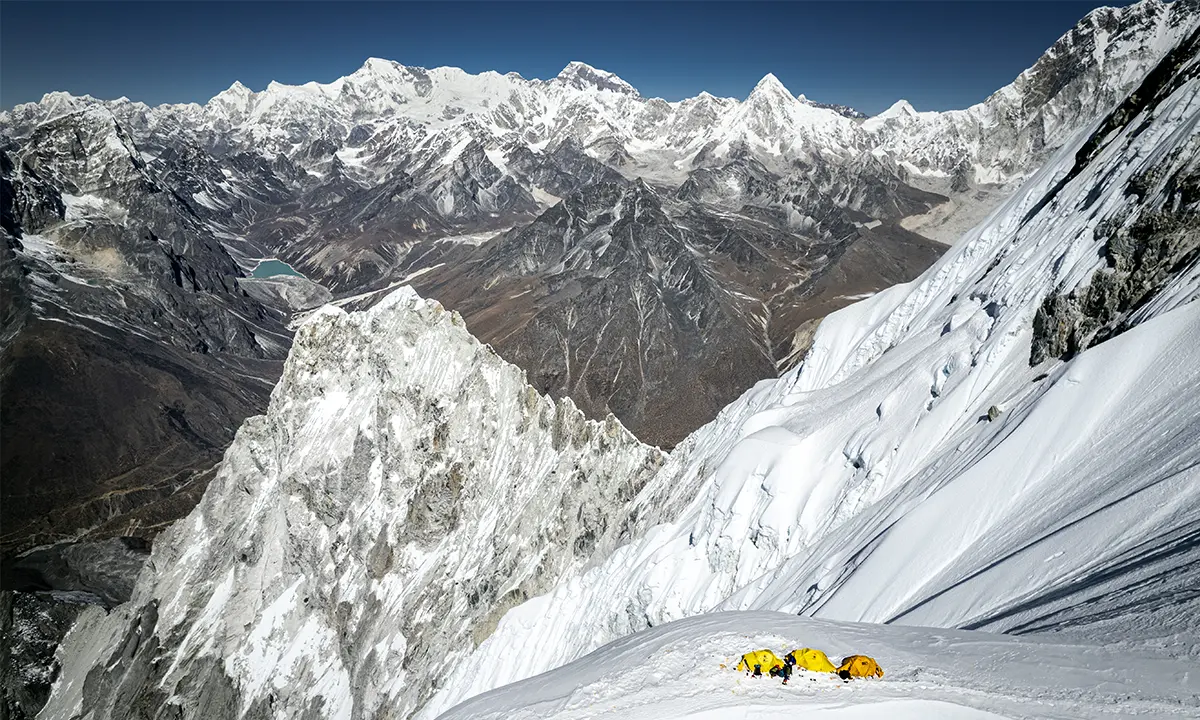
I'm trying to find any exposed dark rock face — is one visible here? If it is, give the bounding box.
[0,591,92,720]
[0,537,153,720]
[504,138,627,198]
[1028,25,1200,366]
[406,179,944,448]
[799,98,868,119]
[1031,204,1200,365]
[2,537,152,608]
[0,111,291,557]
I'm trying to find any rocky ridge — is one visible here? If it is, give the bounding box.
[38,288,664,720]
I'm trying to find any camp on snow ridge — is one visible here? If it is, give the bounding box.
[733,647,884,684]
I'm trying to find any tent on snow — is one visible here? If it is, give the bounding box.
[786,648,837,673]
[735,649,785,674]
[838,654,884,678]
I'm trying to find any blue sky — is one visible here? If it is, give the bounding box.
[2,1,1122,115]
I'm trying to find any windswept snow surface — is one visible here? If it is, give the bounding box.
[421,26,1200,719]
[438,613,1200,720]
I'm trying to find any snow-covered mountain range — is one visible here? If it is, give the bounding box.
[5,0,1190,258]
[6,0,1188,197]
[3,2,1195,571]
[29,12,1200,720]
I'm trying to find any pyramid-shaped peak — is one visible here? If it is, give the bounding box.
[878,98,918,120]
[748,72,795,102]
[630,176,656,193]
[621,177,668,212]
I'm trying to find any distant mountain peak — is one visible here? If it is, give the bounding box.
[750,72,792,97]
[223,81,253,97]
[746,73,799,107]
[358,56,402,76]
[343,57,433,91]
[878,98,918,120]
[554,61,639,96]
[29,90,99,115]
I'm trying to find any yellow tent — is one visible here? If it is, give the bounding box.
[786,648,837,673]
[837,654,884,678]
[735,649,785,674]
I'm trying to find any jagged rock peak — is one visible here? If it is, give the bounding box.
[36,90,91,105]
[23,91,96,121]
[555,61,639,96]
[37,285,665,720]
[209,80,255,111]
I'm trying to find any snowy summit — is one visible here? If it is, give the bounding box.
[554,60,640,96]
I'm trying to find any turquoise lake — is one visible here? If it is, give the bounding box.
[250,259,305,278]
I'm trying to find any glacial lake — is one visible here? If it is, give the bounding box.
[250,259,305,278]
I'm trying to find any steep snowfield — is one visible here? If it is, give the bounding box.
[731,299,1200,637]
[420,25,1200,718]
[438,612,1200,720]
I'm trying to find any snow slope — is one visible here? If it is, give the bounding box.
[730,299,1200,636]
[865,0,1199,185]
[419,22,1200,718]
[438,612,1200,720]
